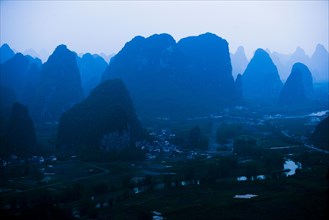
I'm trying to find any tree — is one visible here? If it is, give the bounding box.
[216,123,241,143]
[186,126,208,150]
[233,135,260,157]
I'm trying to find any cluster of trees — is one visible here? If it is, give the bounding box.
[311,116,329,150]
[170,126,209,150]
[216,123,242,143]
[0,103,37,157]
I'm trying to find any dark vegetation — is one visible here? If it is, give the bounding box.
[0,35,329,219]
[0,150,327,219]
[311,116,329,150]
[57,79,144,149]
[0,102,37,157]
[217,123,242,143]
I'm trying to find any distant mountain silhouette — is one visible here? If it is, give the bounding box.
[268,50,292,81]
[268,45,328,82]
[102,33,236,118]
[311,116,329,149]
[289,47,309,65]
[283,47,311,80]
[33,45,83,122]
[0,53,41,109]
[23,48,41,61]
[76,53,108,96]
[230,46,249,79]
[242,48,282,101]
[99,52,114,63]
[0,43,15,63]
[279,63,313,105]
[57,79,144,152]
[309,44,329,82]
[4,102,37,157]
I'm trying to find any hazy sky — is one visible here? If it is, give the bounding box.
[1,1,328,61]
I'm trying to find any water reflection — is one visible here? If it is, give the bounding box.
[237,175,266,181]
[234,194,258,199]
[132,179,200,194]
[284,160,302,176]
[237,176,247,181]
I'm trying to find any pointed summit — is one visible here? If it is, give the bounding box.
[231,46,249,78]
[236,46,246,55]
[46,44,75,63]
[313,44,327,55]
[279,62,313,105]
[289,46,310,65]
[294,47,306,57]
[34,45,83,122]
[242,48,282,101]
[0,43,15,63]
[254,48,271,59]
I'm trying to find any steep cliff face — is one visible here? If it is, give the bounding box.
[34,45,83,122]
[279,62,313,105]
[102,33,235,118]
[57,79,144,151]
[176,33,235,104]
[242,48,282,101]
